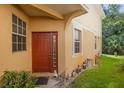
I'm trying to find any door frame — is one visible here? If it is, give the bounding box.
[32,31,58,73]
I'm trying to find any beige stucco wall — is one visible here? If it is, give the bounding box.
[82,29,95,62]
[95,36,102,55]
[64,23,96,76]
[74,4,102,58]
[0,5,66,75]
[0,5,31,75]
[73,5,102,57]
[64,4,102,75]
[0,5,68,75]
[0,4,103,77]
[64,22,84,76]
[30,17,65,74]
[74,5,102,37]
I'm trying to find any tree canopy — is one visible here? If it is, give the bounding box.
[102,4,124,55]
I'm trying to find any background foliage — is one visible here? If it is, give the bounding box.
[102,4,124,55]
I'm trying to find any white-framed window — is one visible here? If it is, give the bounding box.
[95,36,97,50]
[73,29,81,54]
[12,14,26,52]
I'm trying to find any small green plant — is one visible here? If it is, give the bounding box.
[0,71,37,88]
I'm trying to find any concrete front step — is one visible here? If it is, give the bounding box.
[32,72,54,77]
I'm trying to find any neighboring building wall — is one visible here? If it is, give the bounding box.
[0,5,31,75]
[30,17,65,74]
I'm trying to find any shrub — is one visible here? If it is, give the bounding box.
[0,71,37,88]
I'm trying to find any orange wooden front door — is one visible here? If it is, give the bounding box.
[32,32,58,73]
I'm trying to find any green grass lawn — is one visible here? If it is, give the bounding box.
[71,54,124,88]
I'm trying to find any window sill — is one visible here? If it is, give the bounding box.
[12,50,27,53]
[72,53,81,57]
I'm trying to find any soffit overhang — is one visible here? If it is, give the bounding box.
[16,4,87,20]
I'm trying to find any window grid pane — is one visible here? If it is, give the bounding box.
[12,24,17,33]
[12,14,26,52]
[12,43,17,52]
[53,34,56,67]
[12,15,17,24]
[74,29,81,53]
[95,36,97,49]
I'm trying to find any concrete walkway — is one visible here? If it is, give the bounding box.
[37,77,60,88]
[35,65,95,88]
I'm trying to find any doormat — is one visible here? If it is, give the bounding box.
[36,77,49,85]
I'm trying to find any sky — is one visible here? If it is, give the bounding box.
[103,4,124,13]
[119,4,124,12]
